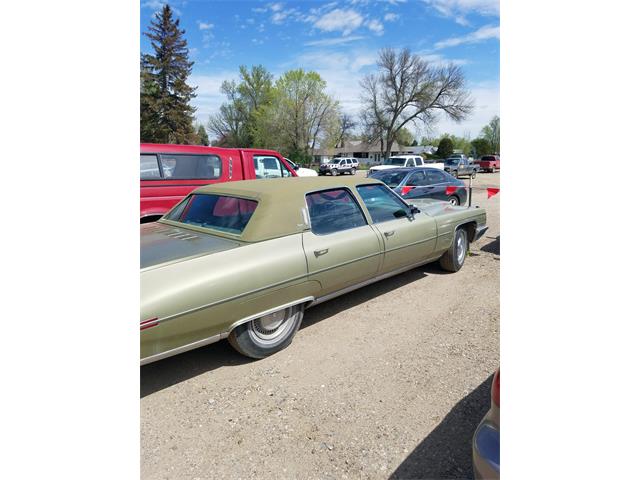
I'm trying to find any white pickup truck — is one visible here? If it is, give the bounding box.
[368,154,444,176]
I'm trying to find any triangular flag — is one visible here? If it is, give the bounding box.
[445,185,458,195]
[400,186,413,196]
[487,187,500,199]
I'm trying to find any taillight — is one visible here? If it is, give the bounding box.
[491,369,500,407]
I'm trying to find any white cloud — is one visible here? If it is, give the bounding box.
[419,52,469,66]
[434,25,499,49]
[141,1,181,16]
[190,71,238,127]
[422,0,499,24]
[314,9,364,35]
[198,21,214,31]
[304,36,366,47]
[384,13,399,22]
[367,19,384,36]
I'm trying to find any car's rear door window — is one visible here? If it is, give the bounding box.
[140,154,161,179]
[306,189,367,235]
[165,194,258,235]
[427,170,447,184]
[157,154,222,179]
[406,171,429,186]
[356,184,410,224]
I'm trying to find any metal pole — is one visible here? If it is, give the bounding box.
[468,173,473,208]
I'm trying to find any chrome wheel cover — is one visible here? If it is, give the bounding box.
[449,197,458,206]
[248,307,297,346]
[456,232,467,264]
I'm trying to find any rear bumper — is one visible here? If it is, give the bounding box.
[472,420,500,479]
[473,225,489,242]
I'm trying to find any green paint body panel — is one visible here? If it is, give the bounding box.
[140,177,487,363]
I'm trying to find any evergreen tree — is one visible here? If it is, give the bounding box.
[436,137,454,158]
[197,124,209,146]
[141,5,197,144]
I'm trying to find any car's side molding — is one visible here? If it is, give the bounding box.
[309,254,442,307]
[140,333,225,366]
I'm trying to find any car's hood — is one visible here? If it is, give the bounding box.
[296,167,318,177]
[140,222,242,270]
[370,165,404,171]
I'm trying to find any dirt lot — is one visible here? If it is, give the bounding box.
[141,172,500,480]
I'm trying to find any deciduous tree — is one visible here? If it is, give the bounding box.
[481,116,500,153]
[360,48,473,159]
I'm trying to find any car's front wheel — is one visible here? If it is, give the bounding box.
[471,171,477,179]
[331,169,338,176]
[351,168,356,175]
[439,227,468,272]
[228,305,304,359]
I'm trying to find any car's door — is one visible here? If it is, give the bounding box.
[303,188,382,296]
[355,184,438,274]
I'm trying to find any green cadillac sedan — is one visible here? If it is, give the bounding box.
[140,176,487,364]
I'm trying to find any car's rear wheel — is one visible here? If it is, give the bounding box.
[331,169,338,176]
[448,195,460,206]
[439,227,468,272]
[471,171,477,179]
[452,170,458,178]
[228,305,304,359]
[490,167,495,173]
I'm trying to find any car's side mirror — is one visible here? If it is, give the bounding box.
[293,164,299,171]
[393,209,408,219]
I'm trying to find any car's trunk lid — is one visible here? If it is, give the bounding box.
[140,222,242,270]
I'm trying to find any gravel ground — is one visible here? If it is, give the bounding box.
[141,172,500,480]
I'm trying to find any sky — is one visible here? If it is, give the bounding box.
[140,0,500,140]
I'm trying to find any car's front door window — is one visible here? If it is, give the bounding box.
[356,184,410,223]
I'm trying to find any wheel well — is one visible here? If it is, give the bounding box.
[457,221,477,242]
[140,215,163,224]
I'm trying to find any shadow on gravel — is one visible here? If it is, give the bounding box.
[140,341,251,398]
[389,374,493,480]
[300,262,447,330]
[141,262,447,398]
[480,236,500,256]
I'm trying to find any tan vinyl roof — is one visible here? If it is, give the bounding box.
[162,177,383,243]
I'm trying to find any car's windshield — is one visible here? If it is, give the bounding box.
[384,158,406,166]
[370,170,407,188]
[481,156,494,161]
[164,194,258,235]
[444,159,458,165]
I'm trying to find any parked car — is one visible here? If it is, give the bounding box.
[473,368,500,479]
[283,158,318,177]
[370,167,468,206]
[478,155,500,173]
[368,155,442,175]
[140,143,297,223]
[140,176,487,364]
[319,157,358,176]
[443,157,480,178]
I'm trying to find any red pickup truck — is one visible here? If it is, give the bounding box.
[140,144,297,223]
[478,155,500,173]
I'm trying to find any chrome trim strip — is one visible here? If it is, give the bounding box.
[155,271,312,324]
[382,234,438,254]
[309,257,436,307]
[225,296,315,332]
[140,333,223,366]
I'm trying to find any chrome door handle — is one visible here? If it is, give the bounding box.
[384,231,395,237]
[314,248,329,257]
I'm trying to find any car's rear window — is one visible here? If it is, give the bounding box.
[156,154,222,180]
[165,194,258,235]
[481,156,495,161]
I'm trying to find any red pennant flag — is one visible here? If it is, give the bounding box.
[487,187,500,199]
[445,185,458,195]
[400,186,413,196]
